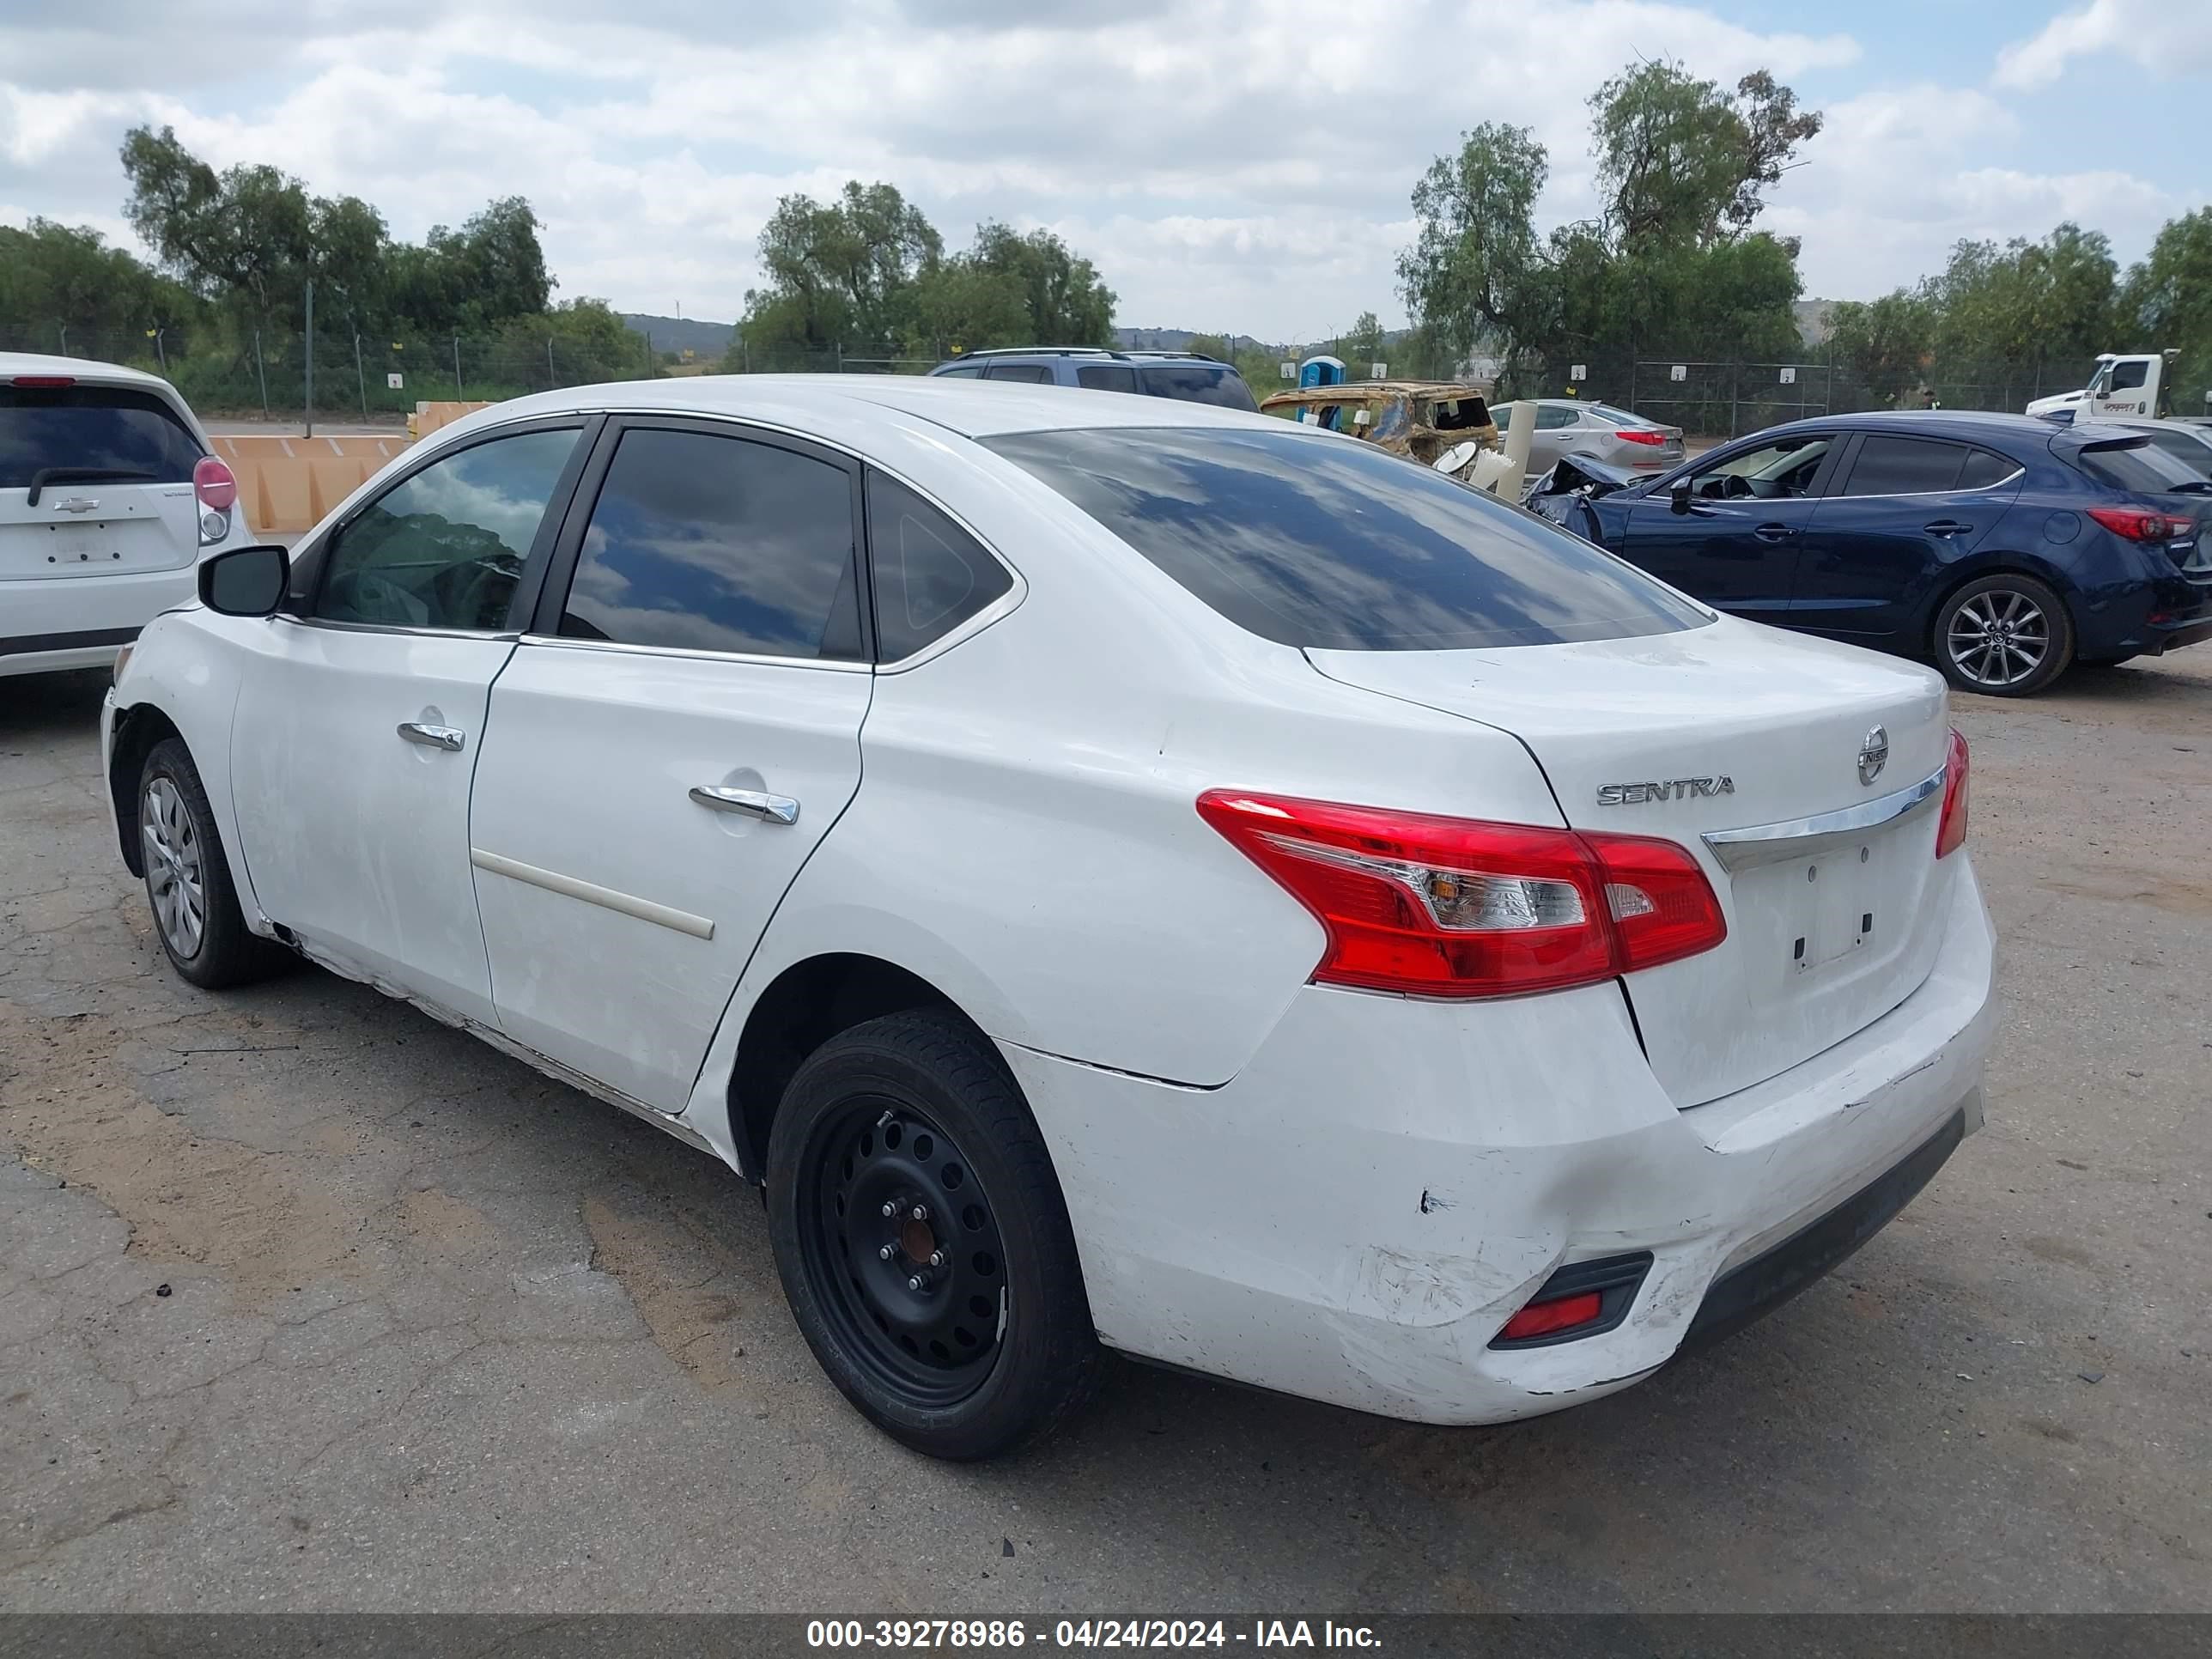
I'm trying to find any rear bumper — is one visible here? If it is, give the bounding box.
[0,568,195,678]
[1006,857,1996,1425]
[2143,613,2212,656]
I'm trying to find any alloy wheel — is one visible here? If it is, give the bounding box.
[142,775,206,959]
[800,1097,1008,1409]
[1945,587,2050,690]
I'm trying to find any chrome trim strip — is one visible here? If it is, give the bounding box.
[1701,764,1946,872]
[469,848,714,939]
[280,616,521,642]
[515,634,872,672]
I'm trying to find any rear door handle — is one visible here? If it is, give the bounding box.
[397,721,465,751]
[1753,522,1794,544]
[1924,520,1973,537]
[690,784,800,826]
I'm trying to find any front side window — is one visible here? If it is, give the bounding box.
[314,427,578,629]
[1690,435,1833,501]
[984,426,1706,651]
[866,472,1013,659]
[1139,364,1259,411]
[935,364,984,379]
[558,427,860,659]
[984,363,1055,384]
[0,385,202,490]
[2109,360,2148,392]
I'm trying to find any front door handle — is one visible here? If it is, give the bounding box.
[690,784,800,826]
[1924,520,1973,537]
[397,721,465,751]
[1753,522,1794,543]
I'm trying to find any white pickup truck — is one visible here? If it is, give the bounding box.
[2027,349,2192,424]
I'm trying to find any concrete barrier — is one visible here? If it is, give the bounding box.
[209,434,410,535]
[409,400,492,439]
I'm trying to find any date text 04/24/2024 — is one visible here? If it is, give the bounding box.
[805,1620,1382,1649]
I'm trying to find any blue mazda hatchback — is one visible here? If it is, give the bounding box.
[1535,411,2212,696]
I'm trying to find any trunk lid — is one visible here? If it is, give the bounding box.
[0,377,207,584]
[1309,621,1958,1108]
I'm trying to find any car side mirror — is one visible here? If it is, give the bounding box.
[1669,479,1692,515]
[199,544,290,617]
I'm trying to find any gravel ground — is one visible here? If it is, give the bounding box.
[0,653,2206,1613]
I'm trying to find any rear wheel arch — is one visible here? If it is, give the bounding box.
[730,953,992,1182]
[1919,556,2075,649]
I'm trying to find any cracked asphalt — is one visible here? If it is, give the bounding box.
[2,657,2207,1613]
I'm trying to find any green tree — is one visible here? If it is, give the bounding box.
[2120,208,2212,415]
[0,218,201,347]
[963,223,1115,345]
[1400,60,1820,380]
[740,181,944,353]
[1397,122,1549,362]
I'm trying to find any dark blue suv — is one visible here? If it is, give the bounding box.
[1535,411,2212,696]
[928,348,1259,411]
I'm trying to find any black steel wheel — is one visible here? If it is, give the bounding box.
[766,1010,1100,1460]
[803,1094,1008,1407]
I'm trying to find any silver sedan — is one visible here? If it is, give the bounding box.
[1500,399,1686,477]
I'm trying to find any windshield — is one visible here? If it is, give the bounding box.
[983,426,1708,651]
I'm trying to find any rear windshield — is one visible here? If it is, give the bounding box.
[983,426,1708,650]
[2076,435,2209,495]
[0,384,202,491]
[1138,364,1259,412]
[1585,404,1657,428]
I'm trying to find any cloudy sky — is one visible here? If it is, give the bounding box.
[3,0,2207,340]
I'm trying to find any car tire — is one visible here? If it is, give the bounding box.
[766,1010,1101,1461]
[1933,573,2074,697]
[137,738,289,988]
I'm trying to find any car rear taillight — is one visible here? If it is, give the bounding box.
[1615,428,1665,446]
[10,374,76,388]
[2087,505,2190,542]
[1194,791,1727,999]
[1936,729,1969,860]
[1497,1291,1602,1341]
[193,455,237,546]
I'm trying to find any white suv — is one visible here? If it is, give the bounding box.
[2,353,247,678]
[103,375,1994,1459]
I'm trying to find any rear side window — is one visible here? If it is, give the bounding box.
[866,472,1013,660]
[0,385,201,490]
[1076,364,1139,393]
[2076,437,2207,495]
[1139,364,1258,411]
[558,428,862,659]
[1534,404,1580,430]
[1841,436,1967,495]
[1958,448,2021,489]
[983,427,1706,651]
[984,363,1055,384]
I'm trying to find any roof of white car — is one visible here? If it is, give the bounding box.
[459,373,1283,443]
[0,351,183,395]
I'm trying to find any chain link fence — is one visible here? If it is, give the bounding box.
[0,321,667,423]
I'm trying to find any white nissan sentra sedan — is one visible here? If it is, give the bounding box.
[102,375,1993,1459]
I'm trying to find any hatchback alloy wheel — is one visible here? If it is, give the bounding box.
[142,775,207,960]
[1946,588,2050,690]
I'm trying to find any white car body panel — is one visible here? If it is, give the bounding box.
[228,622,514,1024]
[3,352,251,678]
[105,374,1996,1429]
[470,640,872,1113]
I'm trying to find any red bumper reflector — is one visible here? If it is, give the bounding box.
[1498,1290,1603,1342]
